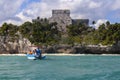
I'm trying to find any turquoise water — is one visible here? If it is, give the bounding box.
[0,55,120,80]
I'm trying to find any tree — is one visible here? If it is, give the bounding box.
[19,21,33,38]
[92,21,96,25]
[0,23,9,36]
[19,19,61,45]
[106,21,110,26]
[0,23,19,42]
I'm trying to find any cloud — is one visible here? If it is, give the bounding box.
[112,0,120,10]
[18,0,103,19]
[94,19,107,29]
[0,0,25,25]
[16,12,32,23]
[0,0,120,26]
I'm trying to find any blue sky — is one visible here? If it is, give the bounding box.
[0,0,120,28]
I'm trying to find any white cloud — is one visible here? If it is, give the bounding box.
[0,0,120,26]
[16,12,32,23]
[89,1,101,9]
[94,19,107,29]
[0,0,25,25]
[2,20,21,26]
[112,0,120,10]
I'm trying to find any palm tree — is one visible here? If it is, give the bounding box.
[92,21,96,25]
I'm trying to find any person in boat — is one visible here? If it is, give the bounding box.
[35,47,42,59]
[32,50,36,55]
[29,50,33,54]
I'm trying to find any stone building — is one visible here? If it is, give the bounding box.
[72,19,89,26]
[49,9,89,33]
[49,10,72,32]
[32,9,89,33]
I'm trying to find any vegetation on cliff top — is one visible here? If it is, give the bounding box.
[67,21,120,46]
[0,19,120,46]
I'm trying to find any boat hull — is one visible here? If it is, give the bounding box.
[26,54,36,60]
[26,54,46,60]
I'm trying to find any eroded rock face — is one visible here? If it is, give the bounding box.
[44,44,120,54]
[0,36,32,54]
[0,36,8,54]
[0,35,120,54]
[0,44,8,54]
[110,41,120,54]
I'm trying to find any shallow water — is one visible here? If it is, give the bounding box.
[0,55,120,80]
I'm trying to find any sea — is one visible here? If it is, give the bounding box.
[0,54,120,80]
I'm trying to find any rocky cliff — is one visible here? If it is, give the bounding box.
[0,36,32,54]
[0,35,120,54]
[43,43,120,54]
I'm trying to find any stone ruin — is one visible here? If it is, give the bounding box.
[49,10,72,32]
[49,9,89,32]
[33,9,89,33]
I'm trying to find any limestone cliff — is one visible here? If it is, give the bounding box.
[0,34,120,54]
[0,35,32,54]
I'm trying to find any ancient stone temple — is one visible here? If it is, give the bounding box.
[32,9,89,33]
[49,9,89,33]
[49,10,72,32]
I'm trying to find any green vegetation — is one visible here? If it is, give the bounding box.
[0,19,120,46]
[19,19,61,45]
[0,23,18,42]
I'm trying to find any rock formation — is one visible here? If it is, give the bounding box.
[0,33,32,54]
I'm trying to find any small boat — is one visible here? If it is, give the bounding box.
[26,54,36,60]
[26,54,46,60]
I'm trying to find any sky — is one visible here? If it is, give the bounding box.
[0,0,120,28]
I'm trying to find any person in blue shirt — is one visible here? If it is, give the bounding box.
[35,47,42,59]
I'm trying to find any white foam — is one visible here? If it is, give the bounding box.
[0,54,26,56]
